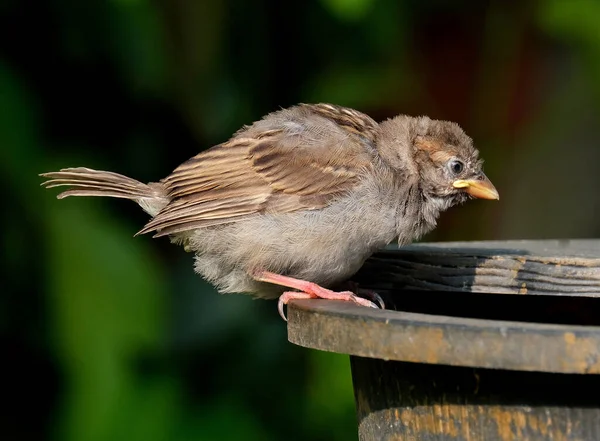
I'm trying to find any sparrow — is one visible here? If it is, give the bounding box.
[40,103,499,320]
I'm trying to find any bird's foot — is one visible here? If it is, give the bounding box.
[342,281,385,309]
[252,270,380,321]
[277,291,314,321]
[357,289,385,310]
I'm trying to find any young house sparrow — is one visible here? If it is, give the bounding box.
[41,103,498,319]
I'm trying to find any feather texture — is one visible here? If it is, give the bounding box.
[40,102,494,301]
[40,167,154,197]
[137,104,379,236]
[39,167,169,215]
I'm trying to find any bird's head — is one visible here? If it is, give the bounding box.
[378,115,499,205]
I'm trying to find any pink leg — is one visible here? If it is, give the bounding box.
[253,270,379,321]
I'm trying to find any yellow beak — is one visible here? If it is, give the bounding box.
[453,174,499,200]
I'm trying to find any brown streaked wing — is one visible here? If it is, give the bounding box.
[137,140,270,236]
[138,104,378,237]
[303,103,380,141]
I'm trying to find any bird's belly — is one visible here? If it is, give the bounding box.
[187,205,397,297]
[281,236,376,286]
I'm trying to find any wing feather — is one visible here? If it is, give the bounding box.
[138,104,379,236]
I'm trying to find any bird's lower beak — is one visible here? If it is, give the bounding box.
[453,175,499,200]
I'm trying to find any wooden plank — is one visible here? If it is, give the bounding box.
[351,357,600,441]
[354,239,600,296]
[287,300,600,374]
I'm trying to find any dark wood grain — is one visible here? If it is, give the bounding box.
[354,239,600,296]
[351,357,600,441]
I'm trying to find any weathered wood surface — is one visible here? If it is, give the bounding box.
[288,239,600,373]
[351,357,600,441]
[287,300,600,374]
[286,240,600,441]
[354,239,600,296]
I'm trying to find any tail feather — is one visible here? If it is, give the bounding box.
[40,167,169,217]
[43,180,146,199]
[51,187,147,200]
[40,167,153,198]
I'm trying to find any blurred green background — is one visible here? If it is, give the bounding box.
[3,0,600,440]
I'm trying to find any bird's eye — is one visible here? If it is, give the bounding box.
[449,159,464,175]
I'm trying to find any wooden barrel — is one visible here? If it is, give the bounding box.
[287,240,600,441]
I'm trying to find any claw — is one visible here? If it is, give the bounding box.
[341,281,385,310]
[372,293,385,309]
[278,297,287,322]
[277,291,314,322]
[349,294,379,309]
[359,290,385,309]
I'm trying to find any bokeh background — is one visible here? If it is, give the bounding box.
[3,0,600,440]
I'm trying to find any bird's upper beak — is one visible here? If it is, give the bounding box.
[452,174,499,200]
